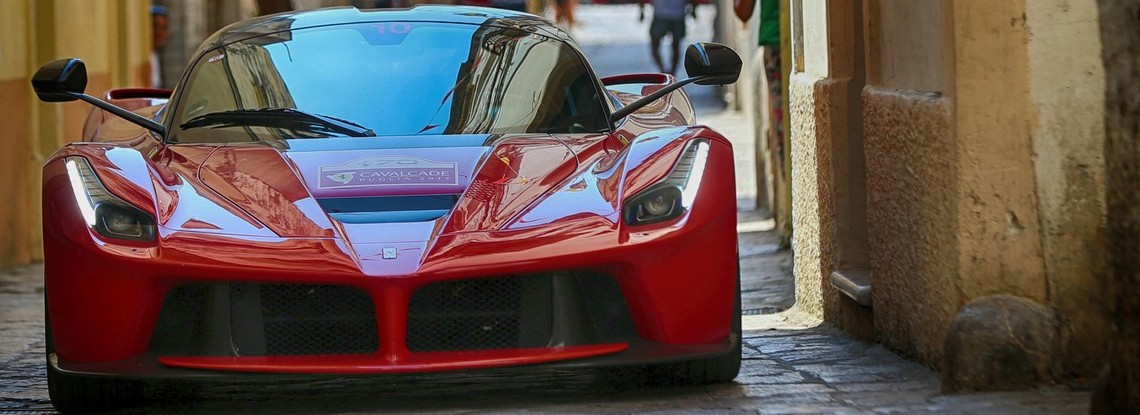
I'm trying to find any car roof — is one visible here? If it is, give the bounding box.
[200,5,570,51]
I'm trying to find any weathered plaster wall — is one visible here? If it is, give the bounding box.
[863,88,958,367]
[952,0,1048,303]
[799,3,828,79]
[1025,0,1109,379]
[866,0,946,92]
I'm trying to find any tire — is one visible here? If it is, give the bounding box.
[640,265,743,387]
[651,281,742,384]
[645,342,742,386]
[47,367,145,414]
[45,307,144,413]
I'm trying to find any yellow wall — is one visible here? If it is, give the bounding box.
[0,0,151,269]
[0,1,35,268]
[1025,0,1109,378]
[952,0,1047,304]
[866,0,949,92]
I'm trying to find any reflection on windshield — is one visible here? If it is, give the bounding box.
[172,21,607,143]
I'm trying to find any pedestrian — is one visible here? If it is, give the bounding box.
[639,0,697,75]
[150,5,170,88]
[552,0,576,31]
[757,0,783,192]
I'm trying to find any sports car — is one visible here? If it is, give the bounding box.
[31,5,742,413]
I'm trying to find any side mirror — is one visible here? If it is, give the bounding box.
[31,59,88,102]
[608,42,743,122]
[684,42,742,86]
[30,58,166,136]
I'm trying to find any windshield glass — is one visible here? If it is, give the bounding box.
[171,21,608,143]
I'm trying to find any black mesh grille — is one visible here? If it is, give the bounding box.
[407,277,527,351]
[259,284,378,355]
[152,274,635,357]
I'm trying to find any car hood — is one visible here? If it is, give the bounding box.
[194,134,579,239]
[185,134,585,276]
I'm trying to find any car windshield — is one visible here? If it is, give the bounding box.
[170,21,608,143]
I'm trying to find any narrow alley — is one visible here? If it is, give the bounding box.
[0,4,1099,414]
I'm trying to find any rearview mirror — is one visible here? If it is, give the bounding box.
[684,43,742,86]
[608,42,743,122]
[31,59,88,102]
[30,58,166,135]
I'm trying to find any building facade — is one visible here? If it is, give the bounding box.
[718,0,1136,407]
[0,1,152,269]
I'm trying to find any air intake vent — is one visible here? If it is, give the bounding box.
[150,283,379,357]
[407,277,535,352]
[259,284,379,355]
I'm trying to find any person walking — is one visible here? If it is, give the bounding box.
[552,0,577,31]
[639,0,697,75]
[150,5,170,88]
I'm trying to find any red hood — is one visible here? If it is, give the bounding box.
[193,136,579,240]
[187,136,582,276]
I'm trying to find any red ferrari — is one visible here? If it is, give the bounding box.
[32,5,742,412]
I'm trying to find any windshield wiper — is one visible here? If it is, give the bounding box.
[180,108,376,137]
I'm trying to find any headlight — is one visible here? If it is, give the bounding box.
[65,157,157,242]
[622,140,709,226]
[624,186,682,225]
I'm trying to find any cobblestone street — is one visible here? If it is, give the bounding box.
[0,4,1094,414]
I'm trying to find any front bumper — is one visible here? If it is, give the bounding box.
[44,221,738,378]
[42,146,739,378]
[51,336,738,380]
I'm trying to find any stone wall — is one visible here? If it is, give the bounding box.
[863,88,957,366]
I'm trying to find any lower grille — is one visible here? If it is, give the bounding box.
[259,284,378,355]
[407,277,533,352]
[150,283,379,357]
[151,273,635,357]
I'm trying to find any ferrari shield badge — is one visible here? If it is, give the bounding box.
[319,156,458,188]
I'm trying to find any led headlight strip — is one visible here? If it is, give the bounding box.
[64,157,157,242]
[622,139,710,226]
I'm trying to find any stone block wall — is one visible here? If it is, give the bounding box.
[862,87,957,366]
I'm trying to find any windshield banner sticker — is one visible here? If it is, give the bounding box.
[319,156,458,188]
